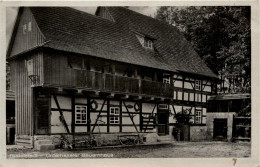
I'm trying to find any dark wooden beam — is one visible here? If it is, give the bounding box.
[139,102,143,131]
[63,88,78,94]
[107,100,110,133]
[164,98,173,103]
[129,95,142,101]
[122,101,141,138]
[36,86,58,95]
[71,94,75,134]
[87,97,91,132]
[91,99,106,133]
[53,95,70,134]
[144,104,157,133]
[154,97,164,102]
[82,90,100,98]
[99,92,114,98]
[142,96,154,102]
[115,93,129,100]
[119,100,122,133]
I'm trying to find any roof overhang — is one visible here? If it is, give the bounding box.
[177,70,219,80]
[208,93,251,101]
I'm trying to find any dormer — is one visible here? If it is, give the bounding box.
[135,32,154,50]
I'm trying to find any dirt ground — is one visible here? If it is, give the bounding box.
[6,141,251,159]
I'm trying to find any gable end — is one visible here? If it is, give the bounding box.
[7,7,46,59]
[96,7,115,22]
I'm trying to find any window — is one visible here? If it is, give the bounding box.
[136,34,154,49]
[75,105,87,124]
[144,38,153,49]
[28,22,32,32]
[23,24,27,34]
[195,80,201,90]
[195,109,202,124]
[163,73,171,84]
[110,107,119,124]
[158,104,169,110]
[195,93,201,102]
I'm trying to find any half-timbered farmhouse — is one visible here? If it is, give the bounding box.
[7,7,218,149]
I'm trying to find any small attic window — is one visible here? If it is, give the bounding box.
[28,22,32,32]
[23,24,27,34]
[136,34,154,49]
[144,38,153,49]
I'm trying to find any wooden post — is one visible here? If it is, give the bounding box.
[112,65,115,91]
[92,99,106,132]
[153,72,157,81]
[123,101,140,136]
[144,104,157,133]
[182,76,185,101]
[139,102,143,131]
[71,94,75,134]
[194,80,196,123]
[53,95,70,134]
[172,104,178,123]
[87,97,91,132]
[33,88,37,135]
[134,69,138,78]
[119,100,122,132]
[107,100,110,133]
[201,109,203,124]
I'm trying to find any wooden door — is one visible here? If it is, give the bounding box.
[157,109,169,136]
[35,95,50,134]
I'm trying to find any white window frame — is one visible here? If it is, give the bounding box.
[75,105,87,124]
[144,38,153,49]
[23,24,27,34]
[163,73,171,84]
[195,80,201,91]
[110,107,119,124]
[148,40,153,48]
[158,104,169,110]
[28,22,32,32]
[195,109,202,124]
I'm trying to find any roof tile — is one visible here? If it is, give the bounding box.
[29,7,217,78]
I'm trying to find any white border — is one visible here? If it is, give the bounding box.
[1,1,259,167]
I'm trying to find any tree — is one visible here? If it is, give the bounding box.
[155,6,251,93]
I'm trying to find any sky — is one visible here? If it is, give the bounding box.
[6,7,159,44]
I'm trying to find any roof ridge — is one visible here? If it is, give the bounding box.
[68,7,117,23]
[31,7,115,24]
[106,7,182,31]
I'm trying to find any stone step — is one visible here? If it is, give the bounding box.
[157,135,173,142]
[16,140,33,148]
[35,140,53,145]
[35,144,55,151]
[16,135,33,148]
[34,136,52,141]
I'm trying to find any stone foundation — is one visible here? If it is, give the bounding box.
[190,126,211,141]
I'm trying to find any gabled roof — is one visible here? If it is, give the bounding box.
[8,7,217,78]
[105,7,217,78]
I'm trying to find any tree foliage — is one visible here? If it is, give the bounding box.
[156,6,251,93]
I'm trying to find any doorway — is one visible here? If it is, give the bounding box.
[213,118,228,140]
[35,94,50,134]
[157,105,169,136]
[6,100,15,144]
